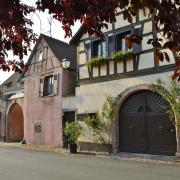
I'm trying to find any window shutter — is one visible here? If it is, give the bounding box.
[53,74,59,95]
[39,78,44,97]
[133,28,142,53]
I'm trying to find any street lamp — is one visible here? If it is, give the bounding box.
[62,57,71,69]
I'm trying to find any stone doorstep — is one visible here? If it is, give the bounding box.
[110,152,177,164]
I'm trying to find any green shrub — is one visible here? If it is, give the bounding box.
[84,116,100,130]
[150,79,180,126]
[83,96,116,144]
[64,121,82,143]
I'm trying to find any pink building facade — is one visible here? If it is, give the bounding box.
[24,34,76,147]
[0,34,76,147]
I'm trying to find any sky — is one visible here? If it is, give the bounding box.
[0,0,81,84]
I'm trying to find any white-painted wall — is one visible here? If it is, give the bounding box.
[62,71,174,114]
[138,52,154,70]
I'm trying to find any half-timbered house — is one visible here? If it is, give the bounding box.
[0,8,179,158]
[69,8,178,156]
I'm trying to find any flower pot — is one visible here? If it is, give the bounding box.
[68,143,77,154]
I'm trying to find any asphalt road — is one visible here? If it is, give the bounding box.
[0,146,179,180]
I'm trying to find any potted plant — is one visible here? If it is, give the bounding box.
[64,121,81,154]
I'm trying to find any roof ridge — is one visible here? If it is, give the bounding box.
[41,34,69,46]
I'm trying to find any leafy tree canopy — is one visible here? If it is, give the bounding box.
[0,0,179,80]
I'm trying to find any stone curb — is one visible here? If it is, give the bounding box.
[109,156,178,165]
[0,142,69,155]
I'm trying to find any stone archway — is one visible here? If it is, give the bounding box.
[7,103,24,142]
[112,84,177,155]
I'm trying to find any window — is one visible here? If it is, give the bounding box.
[116,29,142,53]
[39,74,59,97]
[85,29,141,62]
[37,47,48,61]
[88,113,96,118]
[43,75,53,96]
[92,40,106,58]
[43,47,48,60]
[85,43,91,61]
[116,30,131,51]
[38,50,43,61]
[108,36,115,56]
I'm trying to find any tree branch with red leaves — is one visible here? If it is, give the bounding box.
[0,0,179,80]
[0,0,36,73]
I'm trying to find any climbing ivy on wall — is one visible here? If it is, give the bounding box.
[150,79,180,126]
[84,95,120,145]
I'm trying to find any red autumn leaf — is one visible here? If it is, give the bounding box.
[172,68,180,81]
[147,39,153,44]
[0,0,178,80]
[123,10,132,23]
[164,52,170,62]
[163,41,175,50]
[176,58,180,66]
[152,41,162,49]
[155,51,164,62]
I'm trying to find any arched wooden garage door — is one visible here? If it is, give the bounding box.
[7,103,24,142]
[119,90,177,155]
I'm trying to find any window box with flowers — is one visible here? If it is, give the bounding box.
[85,51,137,68]
[85,51,137,76]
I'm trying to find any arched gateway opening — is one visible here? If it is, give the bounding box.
[7,103,24,142]
[119,90,177,155]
